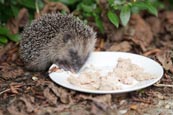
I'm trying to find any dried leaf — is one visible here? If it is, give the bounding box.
[17,8,29,27]
[0,43,19,63]
[93,95,112,106]
[7,104,26,115]
[41,81,72,104]
[143,48,161,56]
[19,96,35,113]
[57,87,70,104]
[108,41,132,52]
[152,91,165,99]
[36,107,59,115]
[130,104,138,110]
[132,97,153,104]
[76,94,112,111]
[43,87,57,105]
[6,19,18,34]
[164,11,173,24]
[0,64,24,80]
[146,16,161,36]
[10,85,19,94]
[156,50,173,72]
[0,109,3,115]
[9,83,24,94]
[41,2,70,15]
[6,8,29,34]
[90,104,105,115]
[129,14,153,51]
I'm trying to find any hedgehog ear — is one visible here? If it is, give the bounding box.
[63,32,72,43]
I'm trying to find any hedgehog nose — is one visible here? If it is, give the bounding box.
[73,65,81,73]
[59,64,80,73]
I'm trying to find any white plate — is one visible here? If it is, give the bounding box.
[49,52,163,94]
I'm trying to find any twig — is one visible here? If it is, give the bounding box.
[0,88,10,96]
[35,0,41,18]
[100,38,105,49]
[154,83,173,88]
[35,0,40,14]
[143,48,161,56]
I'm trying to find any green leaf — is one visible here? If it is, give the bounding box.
[8,34,21,42]
[17,0,35,9]
[59,0,79,5]
[0,26,10,35]
[0,0,4,4]
[0,36,8,44]
[107,10,119,28]
[82,0,95,5]
[131,6,140,14]
[61,10,67,15]
[84,12,92,17]
[94,14,104,33]
[11,6,20,17]
[0,5,14,22]
[81,3,93,13]
[108,0,114,5]
[132,2,158,16]
[35,0,44,11]
[146,2,158,16]
[120,5,131,26]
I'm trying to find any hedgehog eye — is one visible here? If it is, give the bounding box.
[69,49,78,57]
[63,33,72,43]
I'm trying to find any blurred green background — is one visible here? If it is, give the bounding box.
[0,0,172,45]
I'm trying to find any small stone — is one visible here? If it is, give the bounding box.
[119,109,128,114]
[165,104,170,109]
[32,76,38,81]
[119,100,127,105]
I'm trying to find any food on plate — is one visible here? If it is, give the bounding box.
[48,66,61,73]
[52,58,157,90]
[114,58,157,81]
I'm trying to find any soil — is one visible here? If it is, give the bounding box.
[0,10,173,115]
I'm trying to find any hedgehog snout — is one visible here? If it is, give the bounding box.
[58,59,83,73]
[68,50,85,72]
[71,58,85,72]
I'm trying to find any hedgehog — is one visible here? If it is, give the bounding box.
[19,13,96,72]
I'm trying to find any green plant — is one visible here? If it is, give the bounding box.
[0,26,21,45]
[0,0,44,45]
[74,0,104,33]
[71,0,162,33]
[0,0,165,45]
[107,0,159,28]
[0,0,43,23]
